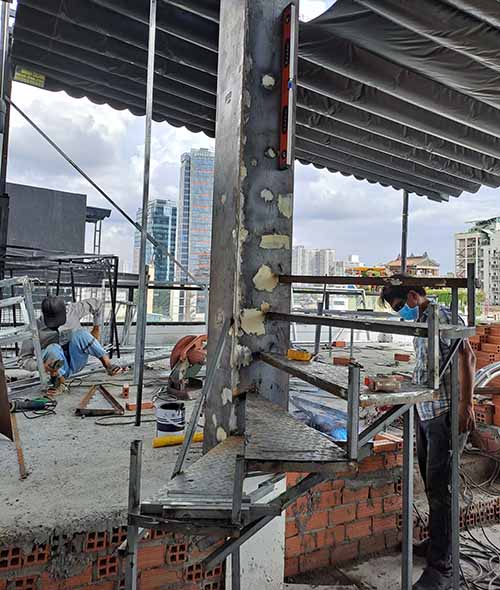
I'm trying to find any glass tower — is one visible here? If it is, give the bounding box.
[176,148,215,319]
[133,199,177,317]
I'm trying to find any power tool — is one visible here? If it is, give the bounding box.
[9,397,57,415]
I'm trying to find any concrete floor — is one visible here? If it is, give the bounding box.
[0,363,202,546]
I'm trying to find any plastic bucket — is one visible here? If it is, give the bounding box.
[156,401,185,436]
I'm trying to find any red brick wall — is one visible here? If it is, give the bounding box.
[0,529,223,590]
[284,447,404,578]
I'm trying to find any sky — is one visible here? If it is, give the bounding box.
[6,0,500,274]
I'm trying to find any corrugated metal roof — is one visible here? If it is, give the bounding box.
[10,0,500,202]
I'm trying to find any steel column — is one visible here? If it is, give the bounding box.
[125,440,142,590]
[450,284,460,588]
[401,190,409,273]
[427,303,440,390]
[347,364,360,460]
[0,1,10,279]
[133,0,157,425]
[467,262,476,326]
[401,406,414,590]
[204,0,298,450]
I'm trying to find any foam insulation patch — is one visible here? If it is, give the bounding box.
[216,427,228,442]
[260,234,290,250]
[240,308,266,336]
[278,194,293,219]
[261,188,274,202]
[253,265,278,292]
[221,388,232,406]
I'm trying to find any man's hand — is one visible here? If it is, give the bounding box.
[459,401,476,434]
[91,325,101,341]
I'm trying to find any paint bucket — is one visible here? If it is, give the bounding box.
[156,401,185,436]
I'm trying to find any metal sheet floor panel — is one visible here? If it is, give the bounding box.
[261,353,437,407]
[142,437,243,513]
[244,393,347,466]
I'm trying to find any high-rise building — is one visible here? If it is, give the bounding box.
[133,199,177,316]
[455,217,500,307]
[292,245,336,276]
[175,148,215,319]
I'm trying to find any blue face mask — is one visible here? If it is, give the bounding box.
[399,303,419,321]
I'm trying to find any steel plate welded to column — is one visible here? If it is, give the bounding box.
[205,0,298,451]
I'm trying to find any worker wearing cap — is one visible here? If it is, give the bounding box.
[380,279,475,590]
[20,296,119,385]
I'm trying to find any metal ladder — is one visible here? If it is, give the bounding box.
[0,276,48,388]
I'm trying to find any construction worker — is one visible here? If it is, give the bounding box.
[20,296,120,387]
[380,280,475,590]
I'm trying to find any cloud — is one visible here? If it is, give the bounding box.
[6,0,498,276]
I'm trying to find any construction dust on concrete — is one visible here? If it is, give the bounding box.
[0,364,202,547]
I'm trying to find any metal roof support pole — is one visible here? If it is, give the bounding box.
[204,0,299,451]
[133,0,157,426]
[0,1,10,279]
[401,189,409,273]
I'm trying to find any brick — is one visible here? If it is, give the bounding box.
[140,567,183,590]
[317,490,342,510]
[284,557,299,578]
[109,527,128,547]
[333,356,350,366]
[357,499,383,519]
[286,535,301,558]
[7,576,38,590]
[330,541,359,565]
[166,542,188,565]
[384,495,403,513]
[304,511,329,532]
[343,486,369,503]
[138,546,165,570]
[329,504,356,525]
[0,547,22,571]
[300,534,316,555]
[24,544,49,567]
[86,584,114,590]
[394,353,411,362]
[0,579,5,590]
[346,519,372,540]
[316,525,345,548]
[85,531,107,552]
[96,556,119,580]
[385,529,402,549]
[299,548,330,573]
[287,472,303,486]
[359,533,386,556]
[286,518,299,538]
[370,483,396,499]
[203,582,223,590]
[184,563,204,583]
[373,514,397,533]
[359,455,386,473]
[41,567,93,590]
[331,479,345,490]
[384,453,404,469]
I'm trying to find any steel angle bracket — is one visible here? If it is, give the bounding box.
[75,384,125,416]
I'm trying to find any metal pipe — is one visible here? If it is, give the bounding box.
[347,364,360,460]
[401,406,414,590]
[7,100,203,289]
[124,440,142,590]
[450,281,460,589]
[401,190,409,273]
[467,262,476,326]
[133,0,157,427]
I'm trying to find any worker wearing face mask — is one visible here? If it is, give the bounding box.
[380,277,476,590]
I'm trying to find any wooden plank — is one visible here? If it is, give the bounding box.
[11,412,27,480]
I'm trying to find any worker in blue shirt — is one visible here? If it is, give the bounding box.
[381,279,475,590]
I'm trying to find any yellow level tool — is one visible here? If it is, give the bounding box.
[152,431,204,448]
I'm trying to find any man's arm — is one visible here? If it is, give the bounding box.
[68,298,103,340]
[458,339,476,433]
